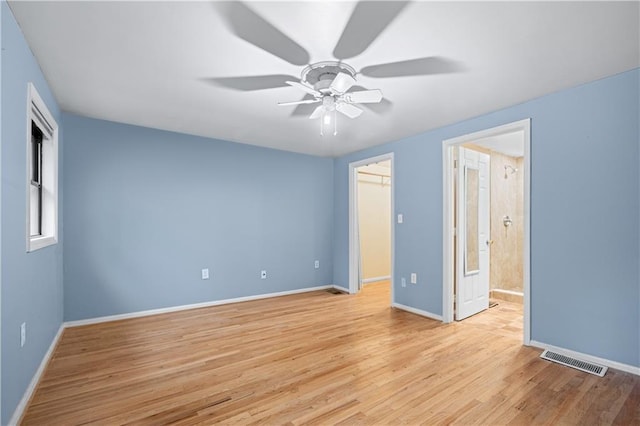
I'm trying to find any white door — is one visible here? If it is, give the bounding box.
[456,147,490,320]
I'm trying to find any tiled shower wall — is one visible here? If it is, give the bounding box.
[490,152,524,294]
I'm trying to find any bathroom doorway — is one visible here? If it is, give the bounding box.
[463,139,524,308]
[443,119,531,344]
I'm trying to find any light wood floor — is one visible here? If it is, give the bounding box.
[22,282,639,425]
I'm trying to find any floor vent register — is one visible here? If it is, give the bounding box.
[540,349,607,377]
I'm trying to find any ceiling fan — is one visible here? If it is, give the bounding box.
[278,62,383,135]
[211,1,463,135]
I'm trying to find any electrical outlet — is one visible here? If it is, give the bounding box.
[411,273,417,284]
[261,270,267,279]
[397,214,403,224]
[314,260,320,269]
[201,268,209,280]
[20,322,26,347]
[401,277,406,287]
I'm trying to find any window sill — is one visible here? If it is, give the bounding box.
[28,235,57,252]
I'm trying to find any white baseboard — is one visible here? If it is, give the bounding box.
[65,285,336,328]
[332,285,350,293]
[392,302,443,321]
[9,324,64,426]
[529,340,640,376]
[361,275,391,284]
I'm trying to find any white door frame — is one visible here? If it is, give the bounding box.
[442,119,531,345]
[349,152,395,305]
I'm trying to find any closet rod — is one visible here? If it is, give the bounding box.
[358,170,391,178]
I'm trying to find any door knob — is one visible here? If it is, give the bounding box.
[486,240,494,246]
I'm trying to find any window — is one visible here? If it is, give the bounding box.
[26,83,58,252]
[30,121,43,237]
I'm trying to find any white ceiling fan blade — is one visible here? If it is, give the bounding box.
[286,81,321,97]
[336,102,363,119]
[330,72,356,94]
[278,99,320,106]
[309,105,325,120]
[343,89,383,104]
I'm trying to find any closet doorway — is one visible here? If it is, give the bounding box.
[348,153,395,305]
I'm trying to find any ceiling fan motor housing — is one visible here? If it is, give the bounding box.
[302,61,357,94]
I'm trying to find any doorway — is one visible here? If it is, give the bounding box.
[349,153,395,305]
[442,119,531,344]
[357,160,392,290]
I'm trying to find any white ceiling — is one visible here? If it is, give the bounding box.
[8,1,639,157]
[474,131,524,158]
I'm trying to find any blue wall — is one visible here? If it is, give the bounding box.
[0,2,3,418]
[62,114,334,321]
[1,0,638,419]
[333,69,640,368]
[1,2,64,423]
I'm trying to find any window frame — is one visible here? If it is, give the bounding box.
[30,121,43,237]
[26,83,58,252]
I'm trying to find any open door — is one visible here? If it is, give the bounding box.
[456,147,490,320]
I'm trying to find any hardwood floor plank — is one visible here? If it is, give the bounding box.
[20,282,640,425]
[612,381,640,425]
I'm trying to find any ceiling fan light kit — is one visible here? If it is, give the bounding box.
[321,109,337,137]
[278,61,383,136]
